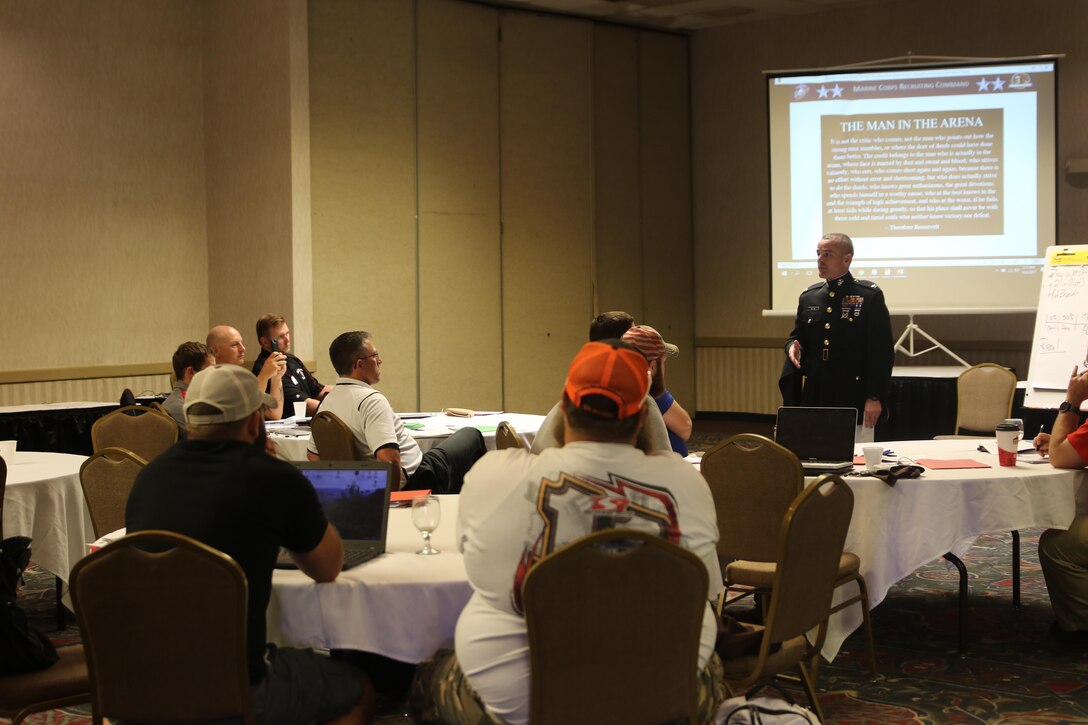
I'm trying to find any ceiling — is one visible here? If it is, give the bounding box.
[477,0,902,31]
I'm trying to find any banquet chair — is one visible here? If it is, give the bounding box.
[79,448,148,539]
[0,646,91,725]
[701,434,801,614]
[702,434,876,678]
[90,406,177,462]
[311,411,402,490]
[936,363,1017,437]
[934,362,1022,614]
[495,421,526,450]
[522,528,707,725]
[720,474,854,723]
[311,411,360,460]
[70,530,255,725]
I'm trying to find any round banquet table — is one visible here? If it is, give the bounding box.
[3,451,93,590]
[269,412,545,462]
[91,496,470,664]
[267,494,468,662]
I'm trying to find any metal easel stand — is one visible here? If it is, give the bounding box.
[893,314,970,368]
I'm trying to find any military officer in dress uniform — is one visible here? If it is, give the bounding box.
[785,233,893,442]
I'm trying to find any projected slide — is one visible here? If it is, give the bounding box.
[767,60,1056,312]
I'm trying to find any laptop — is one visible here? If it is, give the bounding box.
[275,460,394,570]
[775,406,857,476]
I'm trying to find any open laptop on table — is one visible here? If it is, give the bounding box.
[775,406,857,476]
[275,460,393,570]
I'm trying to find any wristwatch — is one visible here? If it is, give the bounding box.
[1059,401,1078,414]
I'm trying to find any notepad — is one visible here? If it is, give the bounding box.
[915,458,990,470]
[391,489,430,503]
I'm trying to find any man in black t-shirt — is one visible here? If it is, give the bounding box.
[252,313,330,417]
[126,364,372,725]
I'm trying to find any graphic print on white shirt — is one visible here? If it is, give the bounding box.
[510,470,680,613]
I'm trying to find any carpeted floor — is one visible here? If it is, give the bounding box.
[8,421,1088,723]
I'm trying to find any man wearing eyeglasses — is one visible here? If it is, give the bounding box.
[307,331,485,494]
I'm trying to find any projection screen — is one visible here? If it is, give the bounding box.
[766,57,1057,314]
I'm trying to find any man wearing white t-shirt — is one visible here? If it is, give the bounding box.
[414,340,726,725]
[307,331,485,493]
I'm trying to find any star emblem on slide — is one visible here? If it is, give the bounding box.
[990,76,1006,91]
[976,77,991,91]
[817,85,829,98]
[831,84,844,98]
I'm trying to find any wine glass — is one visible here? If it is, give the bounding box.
[411,494,441,556]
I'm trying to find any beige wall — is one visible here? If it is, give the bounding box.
[0,0,314,403]
[3,0,1080,417]
[308,0,694,414]
[691,0,1088,413]
[204,0,315,360]
[0,0,208,381]
[1,0,694,416]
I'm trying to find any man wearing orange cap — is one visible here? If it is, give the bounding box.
[413,340,724,725]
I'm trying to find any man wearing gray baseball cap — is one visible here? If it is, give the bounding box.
[126,364,374,724]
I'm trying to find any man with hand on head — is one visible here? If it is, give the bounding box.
[126,364,374,725]
[622,324,693,456]
[413,340,724,725]
[308,331,485,494]
[1032,367,1088,645]
[207,324,286,420]
[785,232,893,443]
[252,314,330,418]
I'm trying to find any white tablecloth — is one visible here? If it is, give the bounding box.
[269,412,545,462]
[268,495,468,662]
[0,401,118,414]
[3,451,92,587]
[820,438,1087,660]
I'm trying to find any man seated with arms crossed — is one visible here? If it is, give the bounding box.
[252,314,331,417]
[413,340,725,725]
[309,331,485,494]
[1033,367,1088,645]
[207,324,287,420]
[161,341,215,430]
[125,364,374,724]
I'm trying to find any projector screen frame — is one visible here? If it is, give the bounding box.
[763,53,1061,316]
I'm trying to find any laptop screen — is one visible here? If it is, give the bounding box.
[775,407,857,462]
[293,461,392,543]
